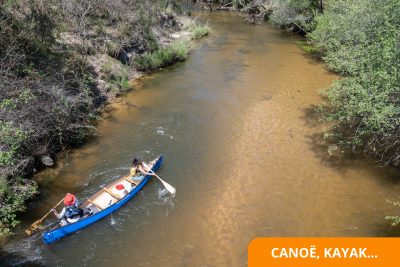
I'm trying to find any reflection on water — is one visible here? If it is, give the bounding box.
[2,11,400,267]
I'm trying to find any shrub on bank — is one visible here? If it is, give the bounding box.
[134,40,189,72]
[270,0,319,33]
[0,121,26,167]
[0,176,37,236]
[309,0,400,165]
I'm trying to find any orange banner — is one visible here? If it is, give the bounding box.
[249,238,400,267]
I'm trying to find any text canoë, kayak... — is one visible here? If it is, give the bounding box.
[271,246,378,259]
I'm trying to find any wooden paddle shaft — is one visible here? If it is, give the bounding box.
[29,198,64,228]
[40,198,64,221]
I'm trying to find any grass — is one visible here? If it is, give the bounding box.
[183,18,210,39]
[111,72,132,93]
[100,58,133,93]
[190,24,210,39]
[134,40,189,72]
[296,41,318,54]
[101,60,114,74]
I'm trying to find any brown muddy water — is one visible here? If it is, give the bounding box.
[2,11,400,267]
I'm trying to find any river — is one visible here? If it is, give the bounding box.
[1,11,400,267]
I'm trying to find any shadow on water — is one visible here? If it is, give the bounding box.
[373,223,400,237]
[301,104,321,128]
[0,249,44,267]
[302,105,400,186]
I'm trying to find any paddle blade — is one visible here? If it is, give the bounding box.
[25,220,41,236]
[142,162,176,195]
[161,180,176,195]
[25,229,33,236]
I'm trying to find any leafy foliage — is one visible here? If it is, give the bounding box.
[270,0,319,33]
[0,122,26,167]
[0,176,37,236]
[207,0,321,27]
[309,0,400,165]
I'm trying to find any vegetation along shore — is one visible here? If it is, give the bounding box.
[0,0,209,236]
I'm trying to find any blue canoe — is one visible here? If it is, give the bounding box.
[42,155,164,244]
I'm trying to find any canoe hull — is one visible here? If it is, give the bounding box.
[43,155,164,244]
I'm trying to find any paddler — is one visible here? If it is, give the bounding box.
[130,157,154,178]
[52,193,84,224]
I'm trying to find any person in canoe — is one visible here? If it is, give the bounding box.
[130,157,154,181]
[52,193,85,224]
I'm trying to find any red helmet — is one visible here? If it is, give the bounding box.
[64,193,76,206]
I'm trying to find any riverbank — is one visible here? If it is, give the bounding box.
[0,1,209,236]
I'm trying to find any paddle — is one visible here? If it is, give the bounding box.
[28,219,61,237]
[25,198,64,236]
[142,162,176,195]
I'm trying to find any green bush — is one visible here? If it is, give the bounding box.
[309,0,400,165]
[270,0,319,33]
[309,0,399,76]
[134,40,189,71]
[0,121,26,167]
[0,176,37,236]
